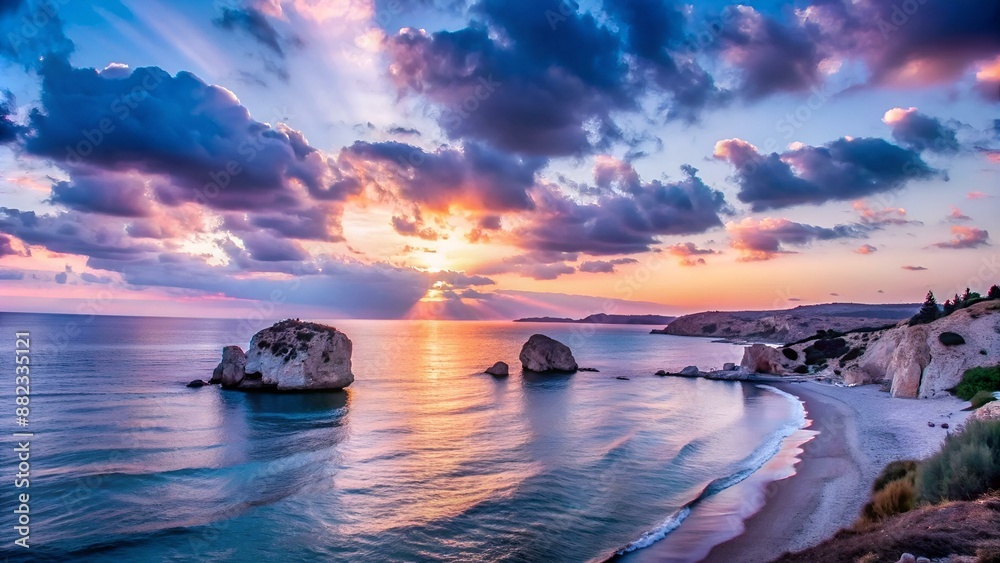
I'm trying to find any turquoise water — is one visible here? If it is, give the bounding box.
[0,313,802,561]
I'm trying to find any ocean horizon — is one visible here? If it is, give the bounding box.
[0,312,808,562]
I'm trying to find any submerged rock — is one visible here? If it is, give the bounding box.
[187,379,207,388]
[243,320,354,391]
[485,361,509,376]
[519,334,578,373]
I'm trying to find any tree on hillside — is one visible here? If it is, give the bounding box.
[909,291,940,326]
[961,287,982,303]
[988,284,1000,299]
[942,299,955,315]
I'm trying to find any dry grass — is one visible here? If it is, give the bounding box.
[773,494,1000,563]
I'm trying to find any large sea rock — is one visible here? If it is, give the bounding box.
[740,344,786,374]
[519,334,578,373]
[212,320,354,392]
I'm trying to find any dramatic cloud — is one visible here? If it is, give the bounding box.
[933,225,990,249]
[48,167,156,217]
[800,0,1000,87]
[665,242,718,266]
[602,0,724,117]
[0,0,74,69]
[340,141,543,213]
[714,137,939,211]
[517,162,728,255]
[24,59,347,239]
[713,5,826,99]
[854,244,878,255]
[385,0,727,156]
[882,107,960,153]
[0,207,157,260]
[727,217,863,261]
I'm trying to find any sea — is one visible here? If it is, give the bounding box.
[0,312,812,562]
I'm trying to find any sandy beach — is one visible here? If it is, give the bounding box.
[704,382,971,562]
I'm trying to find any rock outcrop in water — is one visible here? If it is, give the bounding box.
[485,361,509,376]
[519,334,578,373]
[215,345,247,388]
[211,320,354,391]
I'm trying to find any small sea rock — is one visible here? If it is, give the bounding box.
[655,370,667,376]
[186,379,206,388]
[679,365,700,376]
[578,367,600,372]
[485,361,509,376]
[723,362,736,371]
[616,376,630,380]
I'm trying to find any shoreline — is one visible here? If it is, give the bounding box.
[703,382,970,562]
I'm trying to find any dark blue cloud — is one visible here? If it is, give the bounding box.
[883,108,960,154]
[715,136,940,211]
[0,0,74,69]
[20,59,350,240]
[342,140,544,212]
[214,6,289,57]
[518,162,728,255]
[48,167,155,217]
[713,5,826,99]
[0,90,22,144]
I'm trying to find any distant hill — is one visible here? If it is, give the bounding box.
[514,313,676,326]
[655,303,919,343]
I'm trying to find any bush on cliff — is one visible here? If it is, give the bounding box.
[954,365,1000,401]
[916,419,1000,504]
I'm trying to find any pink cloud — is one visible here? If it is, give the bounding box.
[854,244,877,255]
[665,242,718,267]
[933,226,990,249]
[947,206,972,222]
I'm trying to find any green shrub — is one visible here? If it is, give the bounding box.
[955,365,1000,401]
[916,419,1000,503]
[971,390,999,409]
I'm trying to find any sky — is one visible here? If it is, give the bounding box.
[0,0,998,320]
